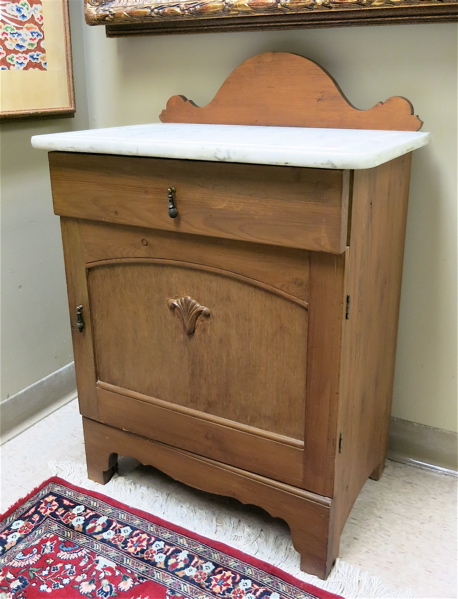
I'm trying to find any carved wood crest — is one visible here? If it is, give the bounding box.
[160,53,422,131]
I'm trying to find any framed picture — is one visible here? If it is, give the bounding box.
[0,0,75,120]
[84,0,458,37]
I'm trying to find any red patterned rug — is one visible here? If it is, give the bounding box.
[0,477,343,599]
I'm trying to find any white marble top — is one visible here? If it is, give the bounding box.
[32,123,430,170]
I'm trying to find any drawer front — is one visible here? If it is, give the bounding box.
[49,152,349,254]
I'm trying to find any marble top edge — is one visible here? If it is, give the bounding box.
[31,123,431,170]
[31,122,430,138]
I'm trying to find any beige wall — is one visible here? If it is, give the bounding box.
[0,0,90,400]
[1,5,456,432]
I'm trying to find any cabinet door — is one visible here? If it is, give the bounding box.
[71,219,310,486]
[63,218,344,495]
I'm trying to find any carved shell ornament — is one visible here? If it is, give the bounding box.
[168,295,210,335]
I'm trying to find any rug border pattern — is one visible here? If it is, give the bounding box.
[0,477,342,599]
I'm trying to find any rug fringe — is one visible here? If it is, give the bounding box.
[48,460,415,599]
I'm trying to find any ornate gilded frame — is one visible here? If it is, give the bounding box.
[1,0,75,120]
[84,0,457,36]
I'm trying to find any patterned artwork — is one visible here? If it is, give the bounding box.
[0,478,342,599]
[0,0,46,70]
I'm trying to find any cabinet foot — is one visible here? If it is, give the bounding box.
[293,525,338,580]
[300,552,336,581]
[83,418,119,484]
[86,458,118,485]
[369,459,386,481]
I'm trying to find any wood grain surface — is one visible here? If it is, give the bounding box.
[81,221,310,302]
[88,260,308,439]
[83,417,336,579]
[49,152,349,254]
[333,154,413,535]
[60,218,98,420]
[160,53,422,131]
[302,251,345,498]
[96,383,305,487]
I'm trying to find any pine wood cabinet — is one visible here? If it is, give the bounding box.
[38,53,429,579]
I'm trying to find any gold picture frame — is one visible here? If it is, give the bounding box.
[84,0,457,37]
[1,0,75,120]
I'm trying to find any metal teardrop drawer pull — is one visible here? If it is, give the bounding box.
[168,187,178,218]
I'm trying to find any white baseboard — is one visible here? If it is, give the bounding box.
[388,417,458,476]
[0,363,77,445]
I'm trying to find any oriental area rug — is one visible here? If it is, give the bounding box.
[0,478,342,599]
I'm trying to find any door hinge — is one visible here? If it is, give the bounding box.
[338,433,343,453]
[345,295,351,320]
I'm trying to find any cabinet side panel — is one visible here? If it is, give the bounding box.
[334,154,413,531]
[60,217,98,419]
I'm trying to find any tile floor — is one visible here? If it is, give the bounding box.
[1,399,457,599]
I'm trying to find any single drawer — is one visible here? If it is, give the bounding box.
[49,152,349,253]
